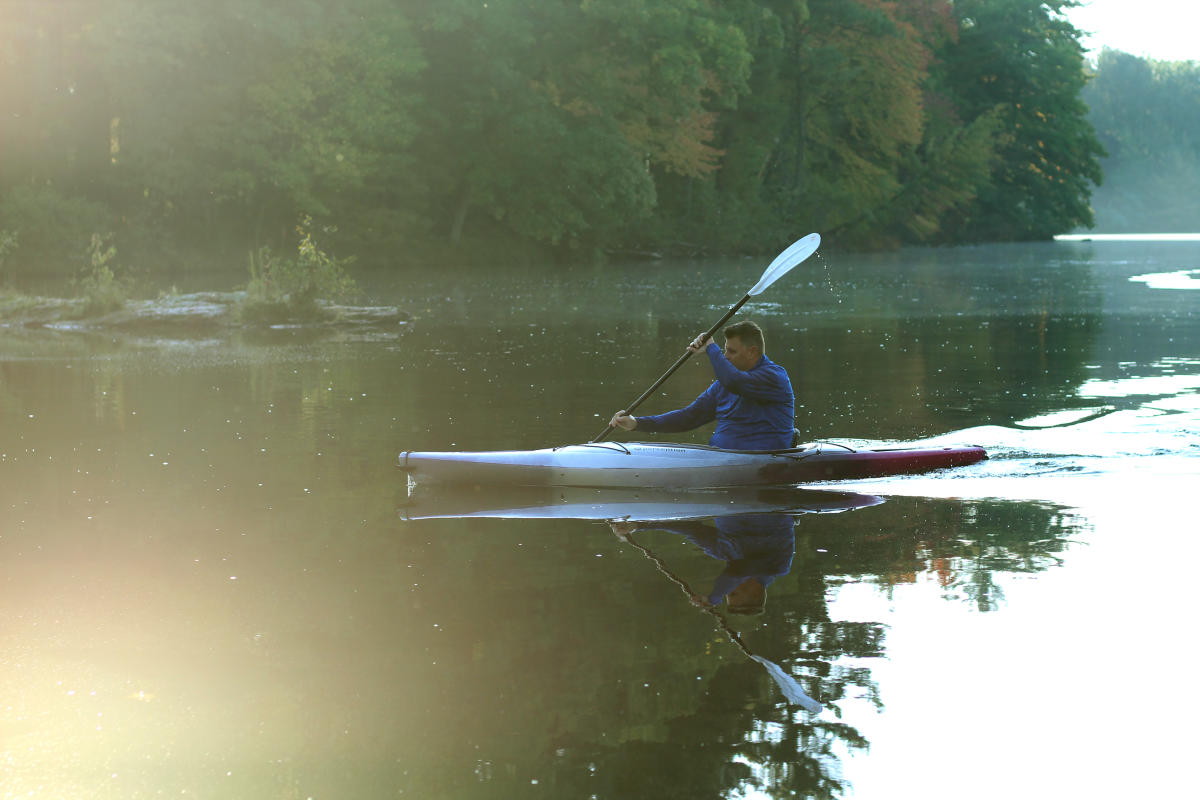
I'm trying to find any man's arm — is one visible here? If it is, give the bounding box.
[633,385,719,433]
[608,334,715,433]
[609,387,717,433]
[705,343,791,403]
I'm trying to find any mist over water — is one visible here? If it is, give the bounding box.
[2,239,1197,798]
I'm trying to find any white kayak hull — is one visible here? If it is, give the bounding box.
[398,485,885,521]
[398,441,987,489]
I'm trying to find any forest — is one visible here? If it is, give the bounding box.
[0,0,1194,279]
[1083,48,1200,232]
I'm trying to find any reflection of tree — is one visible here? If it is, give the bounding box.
[807,496,1076,612]
[549,657,864,799]
[777,616,886,712]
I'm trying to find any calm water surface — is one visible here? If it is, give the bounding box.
[2,240,1197,798]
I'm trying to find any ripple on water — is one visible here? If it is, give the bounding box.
[1078,373,1200,398]
[1129,269,1200,290]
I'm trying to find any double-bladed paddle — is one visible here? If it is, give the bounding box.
[592,233,821,443]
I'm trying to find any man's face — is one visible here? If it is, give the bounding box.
[723,335,760,371]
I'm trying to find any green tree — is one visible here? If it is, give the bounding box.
[92,0,425,259]
[845,0,1006,246]
[934,0,1104,241]
[643,0,809,253]
[0,1,425,272]
[792,0,934,239]
[801,0,1008,247]
[405,0,751,255]
[646,0,997,251]
[0,1,121,271]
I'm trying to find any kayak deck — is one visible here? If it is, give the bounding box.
[398,441,987,489]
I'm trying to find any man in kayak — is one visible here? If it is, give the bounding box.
[609,320,795,450]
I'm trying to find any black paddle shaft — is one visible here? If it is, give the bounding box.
[591,293,750,443]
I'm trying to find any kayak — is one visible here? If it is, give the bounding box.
[399,485,885,521]
[398,441,987,489]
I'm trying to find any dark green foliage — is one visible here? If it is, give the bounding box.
[403,0,750,254]
[0,186,112,274]
[0,0,1111,274]
[933,0,1104,241]
[236,216,357,323]
[0,0,424,272]
[74,233,132,316]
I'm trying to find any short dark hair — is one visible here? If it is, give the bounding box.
[724,320,764,352]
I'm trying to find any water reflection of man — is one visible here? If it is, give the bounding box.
[610,512,795,615]
[608,321,796,451]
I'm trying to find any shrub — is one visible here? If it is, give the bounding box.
[237,216,357,324]
[0,229,17,285]
[73,233,131,316]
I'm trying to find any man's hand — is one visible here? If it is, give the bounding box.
[687,332,711,354]
[610,411,637,431]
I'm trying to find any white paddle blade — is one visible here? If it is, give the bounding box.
[748,232,821,296]
[750,654,823,714]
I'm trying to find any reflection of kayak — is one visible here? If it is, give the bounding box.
[398,441,986,489]
[398,485,884,521]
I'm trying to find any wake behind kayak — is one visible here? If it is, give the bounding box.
[398,441,987,489]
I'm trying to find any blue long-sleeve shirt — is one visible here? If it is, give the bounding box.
[635,343,795,450]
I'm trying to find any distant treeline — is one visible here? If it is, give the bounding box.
[1,0,1113,275]
[1084,50,1200,233]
